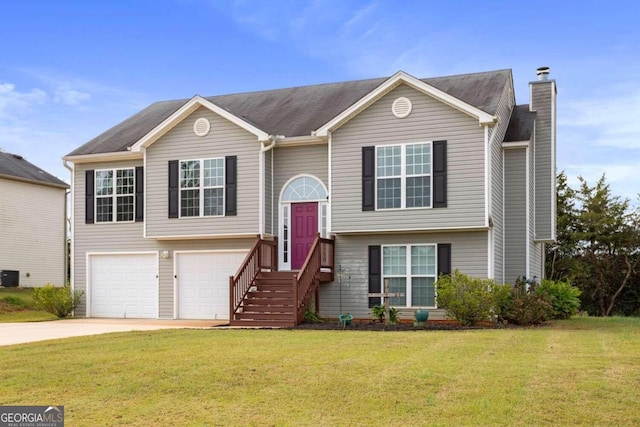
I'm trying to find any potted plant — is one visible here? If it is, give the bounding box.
[413,308,429,327]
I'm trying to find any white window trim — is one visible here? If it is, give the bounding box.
[278,174,329,271]
[178,158,225,218]
[381,243,438,309]
[95,167,135,223]
[375,141,433,210]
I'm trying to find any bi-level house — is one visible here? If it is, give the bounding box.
[64,67,556,325]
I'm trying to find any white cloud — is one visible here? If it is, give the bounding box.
[560,86,640,149]
[54,87,91,106]
[0,83,47,119]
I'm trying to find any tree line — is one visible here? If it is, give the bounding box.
[545,172,640,316]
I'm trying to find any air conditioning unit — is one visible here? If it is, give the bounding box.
[0,270,19,287]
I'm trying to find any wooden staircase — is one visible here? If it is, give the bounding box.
[231,271,297,327]
[229,235,334,327]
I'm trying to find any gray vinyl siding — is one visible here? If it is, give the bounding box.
[264,149,273,236]
[504,149,527,284]
[490,81,514,283]
[72,160,253,318]
[319,231,488,320]
[530,242,543,281]
[531,81,556,241]
[272,144,328,232]
[0,178,67,287]
[331,84,486,232]
[145,107,260,238]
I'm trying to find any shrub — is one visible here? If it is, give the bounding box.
[370,305,399,324]
[502,278,554,325]
[536,279,581,319]
[435,270,496,326]
[32,284,83,318]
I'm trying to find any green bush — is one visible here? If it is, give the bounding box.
[32,284,83,318]
[435,270,497,326]
[502,278,554,325]
[536,279,581,319]
[370,305,399,324]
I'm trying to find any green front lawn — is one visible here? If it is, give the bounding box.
[0,287,57,322]
[0,317,639,426]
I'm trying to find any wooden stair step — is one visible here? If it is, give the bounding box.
[240,305,294,314]
[229,319,295,327]
[234,312,294,321]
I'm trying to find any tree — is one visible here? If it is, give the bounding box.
[546,173,640,316]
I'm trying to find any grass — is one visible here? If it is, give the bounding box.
[0,287,57,322]
[0,317,639,426]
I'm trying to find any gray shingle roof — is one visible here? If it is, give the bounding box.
[0,152,68,187]
[504,105,536,142]
[67,69,512,157]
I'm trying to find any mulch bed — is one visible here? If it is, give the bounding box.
[291,320,505,331]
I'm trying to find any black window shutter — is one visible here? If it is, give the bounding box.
[135,166,144,222]
[85,170,94,224]
[433,140,447,208]
[225,156,237,216]
[168,160,179,218]
[368,245,382,308]
[438,243,452,276]
[362,146,375,211]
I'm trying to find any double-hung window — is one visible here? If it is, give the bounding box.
[95,168,134,222]
[382,244,437,307]
[376,142,431,209]
[179,158,224,217]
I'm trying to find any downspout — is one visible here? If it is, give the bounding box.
[63,160,73,291]
[258,135,281,238]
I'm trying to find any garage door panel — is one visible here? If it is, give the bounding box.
[90,254,158,319]
[177,252,247,320]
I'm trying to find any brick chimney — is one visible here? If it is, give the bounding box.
[530,66,557,242]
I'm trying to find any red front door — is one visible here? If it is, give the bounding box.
[291,202,318,270]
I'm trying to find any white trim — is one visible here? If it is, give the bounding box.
[178,158,225,218]
[327,131,332,235]
[315,71,497,136]
[259,146,264,237]
[271,151,274,236]
[274,135,327,147]
[525,146,531,279]
[148,232,258,240]
[67,161,75,296]
[63,151,142,163]
[332,225,489,235]
[484,126,490,229]
[502,141,530,149]
[130,96,269,152]
[381,243,438,309]
[94,167,136,224]
[173,249,250,320]
[86,251,159,318]
[143,148,148,239]
[277,174,329,270]
[375,142,433,210]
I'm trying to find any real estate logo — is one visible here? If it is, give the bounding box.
[0,406,64,427]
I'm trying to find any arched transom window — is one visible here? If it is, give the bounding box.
[281,176,327,202]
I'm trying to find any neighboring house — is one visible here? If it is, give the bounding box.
[0,152,69,287]
[64,67,556,325]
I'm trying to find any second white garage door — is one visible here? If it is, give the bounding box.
[176,251,248,320]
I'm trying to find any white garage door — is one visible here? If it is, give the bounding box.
[90,253,158,319]
[176,251,248,320]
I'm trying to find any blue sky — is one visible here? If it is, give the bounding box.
[1,0,639,200]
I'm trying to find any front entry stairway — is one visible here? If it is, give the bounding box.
[229,235,334,327]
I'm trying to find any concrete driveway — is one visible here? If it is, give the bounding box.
[0,319,226,346]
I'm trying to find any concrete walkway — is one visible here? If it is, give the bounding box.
[0,318,227,346]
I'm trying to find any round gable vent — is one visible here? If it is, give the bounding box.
[193,118,211,137]
[392,97,412,118]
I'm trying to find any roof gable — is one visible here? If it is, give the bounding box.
[315,71,498,136]
[0,152,68,188]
